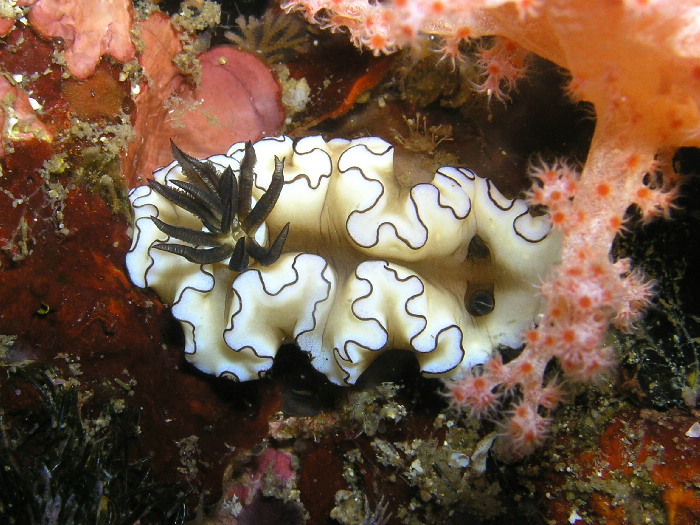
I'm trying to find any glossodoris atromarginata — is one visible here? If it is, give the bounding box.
[126,135,561,385]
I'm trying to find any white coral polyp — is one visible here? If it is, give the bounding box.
[126,136,561,384]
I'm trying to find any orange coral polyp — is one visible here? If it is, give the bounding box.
[564,266,583,278]
[550,210,566,226]
[429,1,446,14]
[486,62,503,76]
[635,186,651,200]
[505,402,550,455]
[454,26,472,40]
[399,24,416,39]
[452,374,498,415]
[524,329,540,345]
[608,215,624,232]
[516,359,536,376]
[365,30,395,54]
[529,188,545,204]
[578,296,593,309]
[547,305,564,319]
[535,384,562,410]
[561,329,576,344]
[595,183,611,197]
[549,190,563,202]
[541,170,558,183]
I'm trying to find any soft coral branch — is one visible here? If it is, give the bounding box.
[286,0,698,455]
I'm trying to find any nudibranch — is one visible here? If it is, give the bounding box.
[126,135,561,385]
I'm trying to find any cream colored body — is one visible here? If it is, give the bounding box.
[126,136,561,384]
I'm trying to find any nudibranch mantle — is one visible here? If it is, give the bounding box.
[126,135,561,385]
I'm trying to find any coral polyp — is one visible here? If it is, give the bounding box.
[148,141,289,272]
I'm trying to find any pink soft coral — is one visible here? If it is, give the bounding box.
[284,0,699,455]
[473,37,532,102]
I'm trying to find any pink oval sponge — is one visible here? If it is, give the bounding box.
[200,46,284,136]
[125,13,285,187]
[169,46,285,160]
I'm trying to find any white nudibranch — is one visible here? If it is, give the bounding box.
[126,135,561,385]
